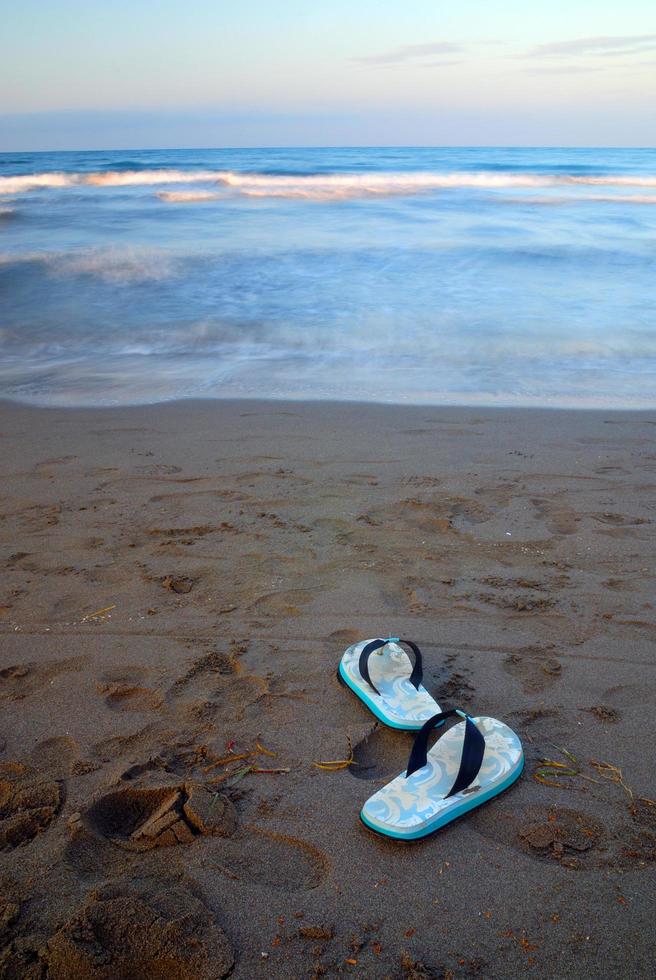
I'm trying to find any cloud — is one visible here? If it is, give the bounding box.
[528,34,656,59]
[353,42,461,66]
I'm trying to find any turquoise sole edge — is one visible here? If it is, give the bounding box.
[337,660,432,731]
[360,756,525,841]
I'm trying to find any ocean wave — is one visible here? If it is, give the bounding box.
[85,169,222,187]
[157,190,221,202]
[220,171,656,199]
[0,173,75,194]
[0,170,222,195]
[2,168,656,200]
[506,194,656,205]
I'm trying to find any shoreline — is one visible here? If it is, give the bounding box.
[1,397,655,978]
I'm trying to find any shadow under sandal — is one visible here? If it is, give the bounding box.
[339,637,442,730]
[360,708,524,841]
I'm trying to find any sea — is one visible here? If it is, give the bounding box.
[1,146,655,408]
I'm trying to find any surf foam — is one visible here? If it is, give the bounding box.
[2,169,656,200]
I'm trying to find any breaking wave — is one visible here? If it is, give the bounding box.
[505,193,656,206]
[2,168,656,200]
[157,190,221,202]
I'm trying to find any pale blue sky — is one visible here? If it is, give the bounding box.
[1,0,655,148]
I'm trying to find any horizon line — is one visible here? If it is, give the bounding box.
[2,143,656,155]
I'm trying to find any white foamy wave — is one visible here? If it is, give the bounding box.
[574,176,656,187]
[85,169,221,187]
[2,168,656,200]
[506,193,656,206]
[157,190,220,202]
[225,172,656,198]
[223,171,557,199]
[0,173,76,194]
[0,170,222,195]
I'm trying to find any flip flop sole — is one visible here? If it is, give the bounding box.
[337,661,432,731]
[359,756,524,841]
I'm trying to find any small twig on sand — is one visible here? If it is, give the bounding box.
[534,746,646,799]
[313,736,355,771]
[590,760,634,799]
[202,752,252,773]
[82,604,116,622]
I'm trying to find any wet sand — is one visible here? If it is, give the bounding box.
[1,398,655,978]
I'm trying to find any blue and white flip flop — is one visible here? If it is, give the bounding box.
[360,708,524,840]
[338,637,441,730]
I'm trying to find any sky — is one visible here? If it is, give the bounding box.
[1,0,655,149]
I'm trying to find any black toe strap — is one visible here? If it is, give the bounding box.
[405,709,485,798]
[358,638,424,697]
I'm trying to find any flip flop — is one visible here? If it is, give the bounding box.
[338,637,441,730]
[360,708,523,840]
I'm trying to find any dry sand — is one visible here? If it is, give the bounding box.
[0,398,655,979]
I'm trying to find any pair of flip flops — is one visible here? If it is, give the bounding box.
[339,637,524,841]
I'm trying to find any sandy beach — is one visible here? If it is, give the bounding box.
[1,397,655,979]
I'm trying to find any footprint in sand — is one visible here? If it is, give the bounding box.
[34,455,78,469]
[585,704,621,724]
[248,588,315,618]
[471,795,656,872]
[347,725,408,783]
[382,494,491,537]
[0,736,81,851]
[169,650,240,695]
[207,827,329,892]
[598,682,655,709]
[69,780,329,892]
[0,656,88,703]
[0,762,64,851]
[70,782,237,852]
[530,497,580,536]
[99,683,163,713]
[401,474,442,488]
[471,802,604,870]
[15,502,62,532]
[502,649,563,693]
[27,735,79,779]
[592,512,650,535]
[167,651,266,724]
[45,880,234,980]
[434,666,476,705]
[325,628,363,651]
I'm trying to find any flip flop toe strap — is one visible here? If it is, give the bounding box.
[405,709,485,797]
[358,638,423,697]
